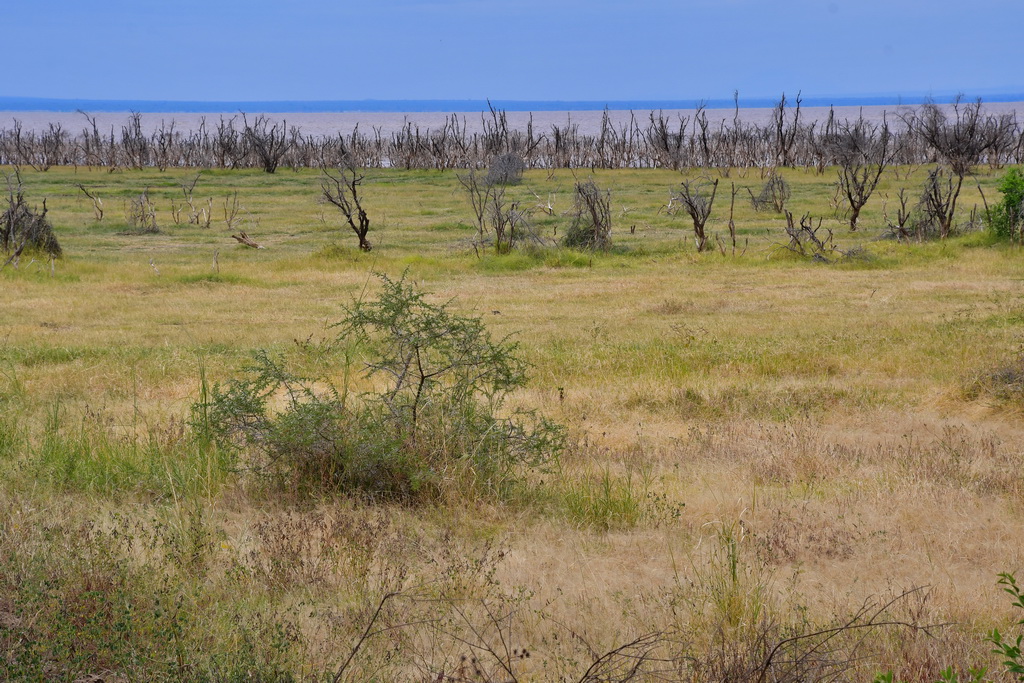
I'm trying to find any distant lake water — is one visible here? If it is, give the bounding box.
[3,102,1022,137]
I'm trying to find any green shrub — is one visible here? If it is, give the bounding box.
[0,510,301,681]
[989,572,1024,680]
[872,573,1024,683]
[195,273,563,501]
[990,167,1024,241]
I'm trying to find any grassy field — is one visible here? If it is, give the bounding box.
[2,164,1024,681]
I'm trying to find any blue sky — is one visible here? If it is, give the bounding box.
[7,0,1023,103]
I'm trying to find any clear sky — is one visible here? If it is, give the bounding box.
[7,0,1023,103]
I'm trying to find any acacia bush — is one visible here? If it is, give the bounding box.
[195,274,563,501]
[990,167,1024,241]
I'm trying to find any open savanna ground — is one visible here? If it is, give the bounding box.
[2,164,1024,681]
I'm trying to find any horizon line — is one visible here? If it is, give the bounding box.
[2,92,1024,114]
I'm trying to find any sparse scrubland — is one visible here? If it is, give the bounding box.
[2,149,1024,681]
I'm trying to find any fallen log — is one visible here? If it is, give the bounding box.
[231,231,264,249]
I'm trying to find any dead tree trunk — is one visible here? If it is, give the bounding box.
[231,231,264,248]
[320,161,372,251]
[674,177,719,252]
[243,114,290,174]
[829,116,895,231]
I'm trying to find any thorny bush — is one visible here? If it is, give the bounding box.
[194,273,563,501]
[990,167,1024,241]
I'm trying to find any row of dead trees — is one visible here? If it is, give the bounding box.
[1,98,1021,173]
[3,96,1015,264]
[665,97,1015,255]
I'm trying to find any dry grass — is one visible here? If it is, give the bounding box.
[1,164,1023,680]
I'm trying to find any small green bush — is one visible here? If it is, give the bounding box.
[990,572,1024,680]
[990,167,1024,241]
[872,572,1024,683]
[0,509,300,681]
[195,273,563,501]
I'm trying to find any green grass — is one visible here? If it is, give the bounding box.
[2,163,1024,680]
[555,466,649,530]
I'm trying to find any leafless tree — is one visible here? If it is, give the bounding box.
[882,189,914,241]
[77,111,108,168]
[717,182,747,256]
[487,194,531,254]
[5,120,27,170]
[458,170,496,250]
[214,116,243,168]
[645,111,689,170]
[179,117,207,167]
[121,111,149,170]
[179,173,204,225]
[485,152,526,186]
[780,210,839,261]
[126,188,158,233]
[917,166,961,239]
[152,119,177,171]
[674,177,719,252]
[456,169,538,254]
[321,160,372,251]
[828,116,896,230]
[748,172,791,213]
[564,180,612,251]
[5,120,62,171]
[75,184,104,221]
[283,125,309,171]
[222,191,243,230]
[480,100,511,158]
[34,123,67,171]
[911,97,1016,176]
[243,114,290,173]
[772,92,803,168]
[0,99,1020,172]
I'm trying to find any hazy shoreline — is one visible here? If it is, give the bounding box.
[3,102,1022,138]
